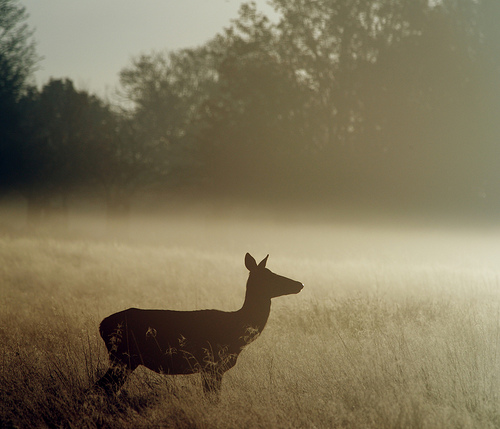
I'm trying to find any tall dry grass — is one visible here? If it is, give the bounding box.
[1,220,500,428]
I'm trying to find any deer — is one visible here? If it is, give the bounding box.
[95,253,303,398]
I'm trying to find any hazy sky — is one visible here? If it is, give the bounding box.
[21,1,275,98]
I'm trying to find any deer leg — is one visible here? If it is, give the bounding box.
[95,362,131,395]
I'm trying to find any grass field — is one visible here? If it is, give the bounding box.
[1,214,500,428]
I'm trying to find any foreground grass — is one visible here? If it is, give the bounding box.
[1,230,500,428]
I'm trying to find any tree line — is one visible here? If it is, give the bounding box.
[1,0,499,223]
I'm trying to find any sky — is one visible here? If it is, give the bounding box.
[21,1,275,99]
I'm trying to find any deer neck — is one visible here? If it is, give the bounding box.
[238,285,272,332]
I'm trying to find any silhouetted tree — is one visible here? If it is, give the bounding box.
[16,79,120,225]
[199,4,312,198]
[118,48,219,197]
[199,0,500,211]
[86,113,156,223]
[0,0,39,196]
[471,0,500,209]
[355,0,500,209]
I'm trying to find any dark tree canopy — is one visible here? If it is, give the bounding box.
[12,79,121,224]
[3,0,500,222]
[194,0,500,210]
[0,0,39,195]
[0,0,38,100]
[102,0,500,212]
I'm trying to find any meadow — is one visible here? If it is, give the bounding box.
[1,211,500,428]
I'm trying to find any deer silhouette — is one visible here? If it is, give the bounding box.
[96,253,303,397]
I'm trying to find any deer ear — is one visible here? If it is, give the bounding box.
[258,255,269,268]
[245,253,258,271]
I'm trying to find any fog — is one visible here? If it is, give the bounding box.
[2,0,500,269]
[2,193,499,277]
